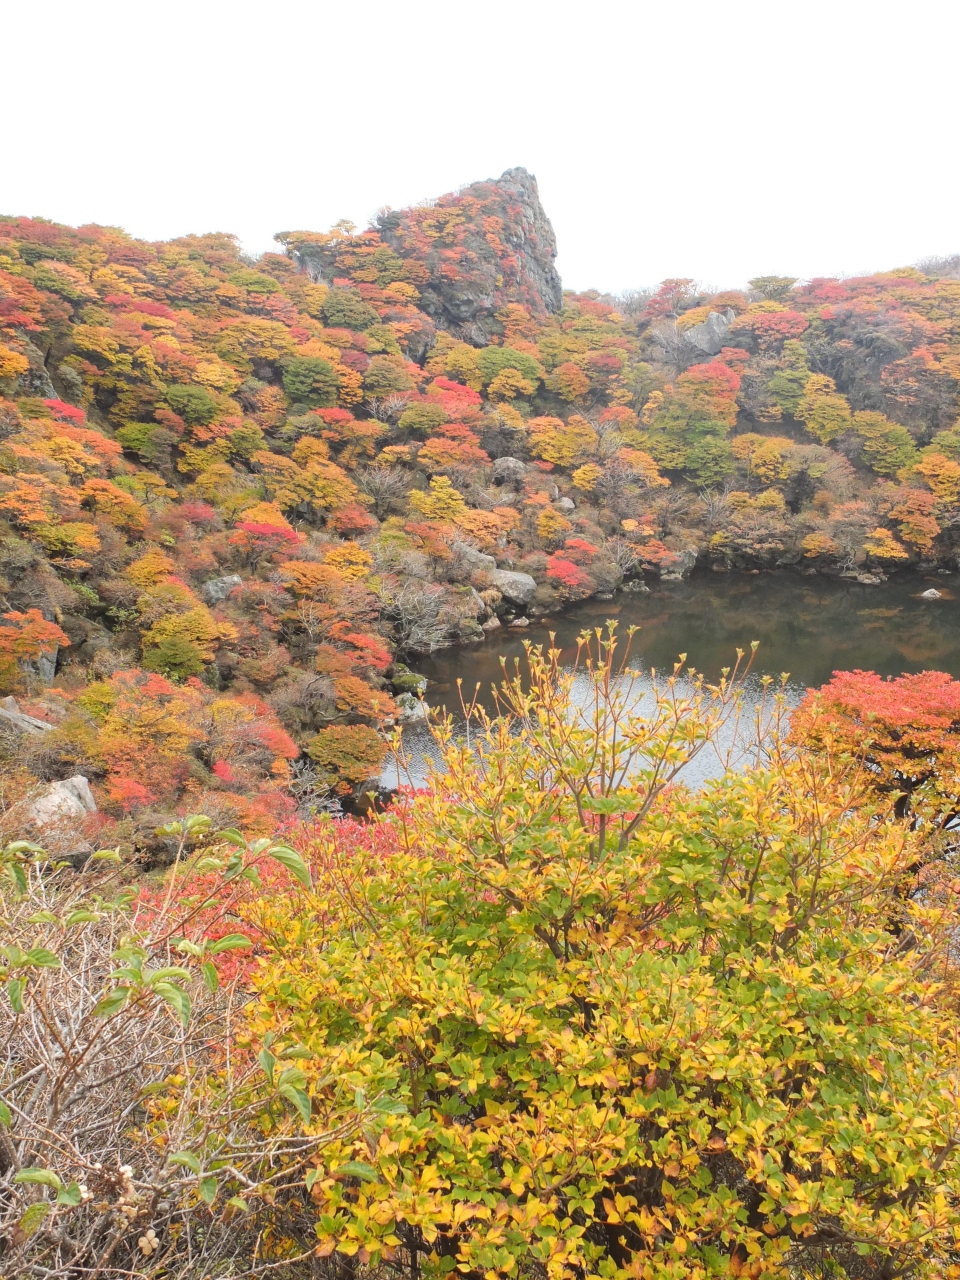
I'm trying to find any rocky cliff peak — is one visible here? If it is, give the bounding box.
[376,167,562,344]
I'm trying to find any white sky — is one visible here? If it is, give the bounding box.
[4,0,957,295]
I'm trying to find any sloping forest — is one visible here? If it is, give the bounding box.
[3,166,960,837]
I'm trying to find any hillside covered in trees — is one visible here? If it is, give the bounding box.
[3,166,960,837]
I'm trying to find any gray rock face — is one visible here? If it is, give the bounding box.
[660,549,698,581]
[377,168,562,341]
[492,456,527,485]
[492,569,537,605]
[0,697,55,734]
[453,541,497,572]
[395,692,427,723]
[200,574,242,605]
[29,775,97,828]
[555,496,575,513]
[683,309,736,356]
[921,587,943,600]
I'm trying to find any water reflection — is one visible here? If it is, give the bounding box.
[383,571,960,789]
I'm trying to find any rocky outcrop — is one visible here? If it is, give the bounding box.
[0,696,55,735]
[661,549,698,581]
[492,456,528,485]
[201,574,242,604]
[492,569,537,606]
[29,776,97,828]
[682,309,736,356]
[453,540,497,572]
[377,168,562,342]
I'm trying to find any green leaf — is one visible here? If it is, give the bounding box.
[201,961,219,994]
[155,821,184,837]
[278,1044,312,1059]
[240,865,262,887]
[217,828,246,847]
[91,847,121,862]
[25,947,60,968]
[153,981,191,1025]
[9,864,26,893]
[371,1096,408,1115]
[64,910,100,926]
[278,1066,307,1089]
[226,1195,249,1211]
[7,977,25,1014]
[580,794,642,814]
[208,933,252,954]
[27,911,57,924]
[17,1201,50,1239]
[199,1176,217,1205]
[16,1168,62,1190]
[0,1100,11,1127]
[267,844,312,888]
[279,1082,312,1125]
[92,986,130,1018]
[173,938,204,958]
[5,840,44,854]
[258,1048,276,1084]
[57,1180,82,1207]
[169,1150,201,1173]
[149,966,192,983]
[335,1160,377,1182]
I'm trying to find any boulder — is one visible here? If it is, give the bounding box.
[395,692,427,723]
[555,496,575,513]
[29,775,97,828]
[453,540,497,572]
[921,588,943,600]
[509,616,530,628]
[492,569,537,605]
[856,573,885,585]
[492,456,527,485]
[481,615,502,631]
[683,309,736,356]
[200,574,242,605]
[0,697,55,735]
[660,549,698,581]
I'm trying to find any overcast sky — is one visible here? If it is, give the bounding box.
[4,0,956,295]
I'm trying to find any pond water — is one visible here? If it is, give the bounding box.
[383,570,960,788]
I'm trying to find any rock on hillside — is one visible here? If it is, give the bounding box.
[376,167,562,343]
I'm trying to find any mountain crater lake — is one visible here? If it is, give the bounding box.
[382,570,960,789]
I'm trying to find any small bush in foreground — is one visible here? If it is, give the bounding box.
[241,631,960,1280]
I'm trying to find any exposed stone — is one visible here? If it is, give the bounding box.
[481,615,502,631]
[856,573,885,585]
[509,616,530,627]
[623,579,651,594]
[453,540,497,572]
[491,569,537,605]
[660,549,698,581]
[200,574,242,604]
[921,587,943,599]
[29,775,97,828]
[0,698,55,734]
[555,496,575,513]
[395,692,427,723]
[683,309,736,356]
[377,168,562,341]
[492,456,527,485]
[391,668,428,695]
